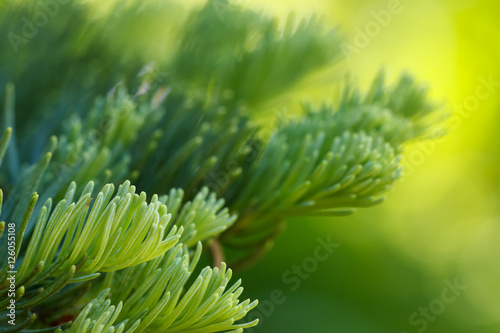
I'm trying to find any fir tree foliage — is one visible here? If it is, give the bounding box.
[0,0,442,331]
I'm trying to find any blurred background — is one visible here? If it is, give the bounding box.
[3,0,500,332]
[236,0,500,332]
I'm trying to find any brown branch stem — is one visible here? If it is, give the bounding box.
[209,239,225,269]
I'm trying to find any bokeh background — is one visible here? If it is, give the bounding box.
[3,0,500,332]
[234,0,500,332]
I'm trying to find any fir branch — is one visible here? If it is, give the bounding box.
[13,180,183,279]
[221,72,440,265]
[0,0,446,330]
[163,187,237,247]
[0,127,11,169]
[172,3,342,109]
[75,243,258,333]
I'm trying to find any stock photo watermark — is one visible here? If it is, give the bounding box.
[198,107,296,197]
[4,223,17,325]
[132,63,170,102]
[400,277,467,333]
[401,74,499,180]
[49,96,135,182]
[213,0,251,21]
[47,62,170,182]
[341,0,411,62]
[246,236,340,332]
[7,0,70,53]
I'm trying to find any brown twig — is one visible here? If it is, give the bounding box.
[209,239,225,269]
